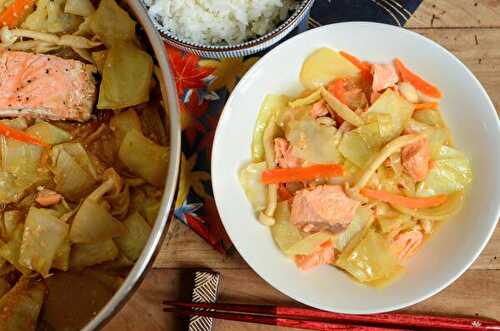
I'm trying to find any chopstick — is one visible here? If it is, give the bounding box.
[163,301,500,331]
[163,304,412,331]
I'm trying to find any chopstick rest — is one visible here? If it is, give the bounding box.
[187,271,221,331]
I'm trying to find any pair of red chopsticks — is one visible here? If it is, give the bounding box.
[163,301,500,331]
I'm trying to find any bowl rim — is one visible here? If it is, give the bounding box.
[81,0,181,329]
[211,21,500,314]
[145,0,315,52]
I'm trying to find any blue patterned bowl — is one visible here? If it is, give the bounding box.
[143,0,315,58]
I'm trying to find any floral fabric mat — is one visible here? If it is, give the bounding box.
[169,0,424,254]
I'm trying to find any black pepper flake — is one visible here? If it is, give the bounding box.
[27,79,32,83]
[45,69,49,74]
[7,104,11,107]
[25,97,29,101]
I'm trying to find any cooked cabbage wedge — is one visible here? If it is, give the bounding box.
[52,238,71,271]
[285,111,342,164]
[270,202,303,253]
[25,121,72,145]
[417,146,472,197]
[70,240,119,270]
[97,42,153,110]
[0,224,30,274]
[363,89,414,140]
[336,206,373,251]
[65,0,95,17]
[19,207,69,277]
[89,0,136,46]
[336,228,400,283]
[413,109,445,127]
[285,231,336,257]
[114,212,151,261]
[51,143,98,201]
[252,95,289,162]
[300,48,360,90]
[110,109,142,145]
[239,162,268,212]
[70,199,126,244]
[118,129,169,186]
[0,277,46,331]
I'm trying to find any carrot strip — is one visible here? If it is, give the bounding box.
[360,188,447,209]
[414,102,439,110]
[339,51,372,83]
[0,0,37,28]
[0,123,48,147]
[277,184,293,201]
[262,164,344,185]
[394,58,442,98]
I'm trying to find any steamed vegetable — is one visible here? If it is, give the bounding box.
[239,162,268,212]
[288,90,321,108]
[361,188,447,208]
[0,123,47,147]
[285,110,342,164]
[336,206,373,251]
[285,231,335,257]
[336,229,400,283]
[70,240,119,269]
[89,0,135,46]
[0,224,30,274]
[97,42,153,109]
[25,121,72,145]
[270,202,303,253]
[0,0,37,28]
[252,95,289,162]
[0,277,46,331]
[261,164,344,184]
[118,129,168,186]
[114,212,151,261]
[19,207,68,276]
[363,89,414,140]
[51,143,98,201]
[416,146,472,197]
[64,0,95,17]
[70,199,126,243]
[300,48,360,90]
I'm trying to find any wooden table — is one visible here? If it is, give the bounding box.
[106,1,500,329]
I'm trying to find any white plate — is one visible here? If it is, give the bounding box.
[211,22,500,314]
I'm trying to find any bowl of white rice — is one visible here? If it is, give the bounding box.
[142,0,315,58]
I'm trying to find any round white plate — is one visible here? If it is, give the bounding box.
[211,22,500,314]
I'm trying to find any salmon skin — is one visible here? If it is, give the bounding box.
[0,50,97,122]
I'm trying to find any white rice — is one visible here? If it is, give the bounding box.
[146,0,297,45]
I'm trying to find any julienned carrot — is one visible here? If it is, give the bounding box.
[0,0,36,28]
[261,164,344,185]
[277,184,293,201]
[360,188,447,209]
[0,123,48,147]
[339,51,372,83]
[414,102,439,110]
[394,58,442,99]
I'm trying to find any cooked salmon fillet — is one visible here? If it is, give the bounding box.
[295,240,336,271]
[290,185,359,233]
[372,63,399,92]
[401,137,430,181]
[274,137,301,169]
[0,50,96,122]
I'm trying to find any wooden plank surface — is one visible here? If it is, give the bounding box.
[105,268,500,331]
[106,1,500,330]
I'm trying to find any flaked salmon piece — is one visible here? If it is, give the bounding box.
[310,100,328,118]
[372,63,399,92]
[401,137,430,182]
[274,137,301,169]
[295,240,336,271]
[391,229,424,261]
[36,189,62,207]
[0,50,96,122]
[290,185,359,232]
